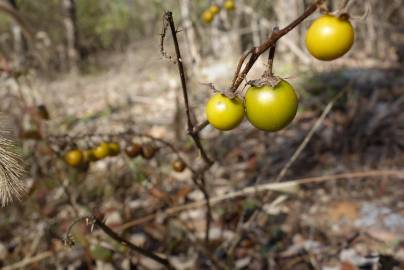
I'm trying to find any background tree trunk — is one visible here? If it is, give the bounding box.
[274,0,301,63]
[180,0,201,65]
[8,0,28,69]
[63,0,80,71]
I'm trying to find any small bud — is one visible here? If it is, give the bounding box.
[125,143,142,158]
[172,159,186,172]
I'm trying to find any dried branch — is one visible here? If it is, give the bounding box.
[192,119,209,134]
[163,11,213,166]
[163,11,214,245]
[1,251,54,270]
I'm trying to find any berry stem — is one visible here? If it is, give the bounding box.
[267,27,279,77]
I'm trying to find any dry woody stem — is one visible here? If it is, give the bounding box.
[163,11,213,245]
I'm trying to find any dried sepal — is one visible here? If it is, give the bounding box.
[247,75,281,88]
[202,82,237,100]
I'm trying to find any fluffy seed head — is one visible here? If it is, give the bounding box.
[0,116,25,207]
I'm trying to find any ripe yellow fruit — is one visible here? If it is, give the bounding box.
[93,142,110,160]
[305,14,354,61]
[108,142,120,156]
[245,80,298,132]
[83,149,97,162]
[224,0,235,10]
[64,149,83,167]
[202,10,214,24]
[205,93,244,131]
[209,5,220,15]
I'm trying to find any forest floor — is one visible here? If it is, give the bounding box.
[0,40,403,270]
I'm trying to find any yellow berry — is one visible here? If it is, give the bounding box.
[64,149,83,167]
[202,10,214,24]
[224,0,235,10]
[93,142,110,160]
[209,5,220,15]
[108,142,120,156]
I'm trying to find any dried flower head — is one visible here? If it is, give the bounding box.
[0,116,25,206]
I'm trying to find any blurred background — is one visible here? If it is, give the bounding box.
[0,0,403,269]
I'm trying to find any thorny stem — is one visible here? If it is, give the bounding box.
[230,0,324,92]
[163,11,213,245]
[164,12,213,166]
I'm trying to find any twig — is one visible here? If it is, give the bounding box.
[230,0,324,91]
[192,119,209,134]
[163,11,213,245]
[164,12,213,166]
[1,251,54,270]
[267,27,279,76]
[230,49,253,88]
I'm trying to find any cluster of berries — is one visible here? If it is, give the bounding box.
[201,0,235,24]
[64,142,186,172]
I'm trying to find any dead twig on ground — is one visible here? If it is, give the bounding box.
[116,169,403,231]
